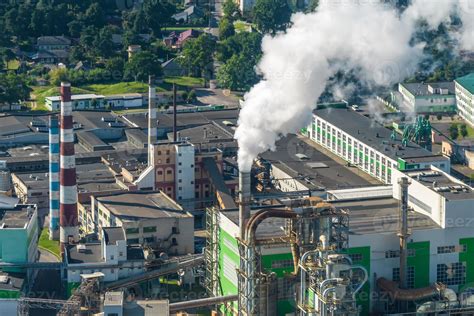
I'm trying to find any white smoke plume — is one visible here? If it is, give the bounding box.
[235,0,474,172]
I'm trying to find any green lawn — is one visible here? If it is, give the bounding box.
[451,122,474,140]
[31,86,93,107]
[4,59,20,70]
[163,76,204,87]
[38,227,60,259]
[234,20,253,33]
[30,77,202,108]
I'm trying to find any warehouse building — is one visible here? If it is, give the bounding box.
[455,73,474,127]
[88,191,194,255]
[307,106,450,184]
[65,226,146,295]
[398,82,456,113]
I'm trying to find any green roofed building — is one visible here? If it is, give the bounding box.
[455,73,474,127]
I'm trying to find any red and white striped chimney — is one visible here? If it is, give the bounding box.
[59,82,79,252]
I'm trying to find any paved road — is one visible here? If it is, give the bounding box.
[195,88,240,107]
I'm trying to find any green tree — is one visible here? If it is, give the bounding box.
[217,32,262,63]
[217,54,259,91]
[0,73,31,105]
[223,0,240,20]
[124,51,163,82]
[142,0,176,36]
[448,124,459,140]
[252,0,292,34]
[460,124,468,138]
[105,57,125,80]
[219,17,235,39]
[179,34,216,77]
[49,68,70,86]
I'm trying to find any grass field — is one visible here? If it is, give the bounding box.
[30,77,203,108]
[451,122,474,139]
[163,76,204,87]
[32,86,93,107]
[38,227,60,259]
[4,59,20,70]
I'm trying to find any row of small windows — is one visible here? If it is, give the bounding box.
[385,249,416,258]
[437,245,467,254]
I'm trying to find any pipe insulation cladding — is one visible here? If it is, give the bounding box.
[59,82,79,252]
[239,171,251,240]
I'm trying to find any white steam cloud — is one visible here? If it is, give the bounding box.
[235,0,474,171]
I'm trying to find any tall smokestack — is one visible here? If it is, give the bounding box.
[59,82,79,253]
[239,171,251,240]
[49,115,60,240]
[398,177,411,290]
[148,75,157,165]
[173,83,177,142]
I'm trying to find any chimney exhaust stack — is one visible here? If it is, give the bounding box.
[148,75,157,166]
[49,115,60,240]
[59,82,79,253]
[173,83,177,142]
[398,177,411,290]
[239,171,251,240]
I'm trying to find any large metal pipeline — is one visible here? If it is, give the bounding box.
[377,277,443,301]
[245,208,296,243]
[169,294,238,312]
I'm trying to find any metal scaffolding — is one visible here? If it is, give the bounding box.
[205,206,221,297]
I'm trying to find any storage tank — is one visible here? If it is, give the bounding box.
[0,161,11,192]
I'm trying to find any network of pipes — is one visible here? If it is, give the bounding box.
[234,172,368,316]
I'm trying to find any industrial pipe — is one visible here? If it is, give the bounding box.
[169,294,238,312]
[377,277,442,301]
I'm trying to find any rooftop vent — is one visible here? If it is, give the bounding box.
[0,276,9,284]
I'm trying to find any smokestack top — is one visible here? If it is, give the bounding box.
[60,82,71,102]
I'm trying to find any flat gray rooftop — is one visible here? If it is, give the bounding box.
[260,134,374,190]
[96,192,190,219]
[331,197,438,235]
[122,109,239,130]
[15,162,120,193]
[400,82,455,96]
[0,205,34,229]
[73,111,123,130]
[103,227,125,245]
[314,107,449,163]
[405,169,474,200]
[0,273,25,291]
[67,243,103,264]
[223,197,438,238]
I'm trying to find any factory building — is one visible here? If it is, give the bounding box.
[65,226,146,295]
[307,106,450,184]
[88,191,194,255]
[455,72,474,127]
[208,164,474,315]
[398,82,456,113]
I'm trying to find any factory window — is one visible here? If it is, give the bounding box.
[157,151,162,155]
[385,250,400,258]
[126,228,139,234]
[179,187,182,190]
[407,249,416,257]
[179,170,182,174]
[407,266,415,288]
[157,170,163,175]
[349,253,363,262]
[392,268,400,282]
[438,246,456,254]
[166,150,170,155]
[178,179,182,183]
[178,153,182,157]
[166,170,172,174]
[437,262,466,285]
[166,158,170,163]
[143,226,156,233]
[178,162,182,166]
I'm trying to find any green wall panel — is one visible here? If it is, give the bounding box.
[460,237,474,290]
[407,241,430,288]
